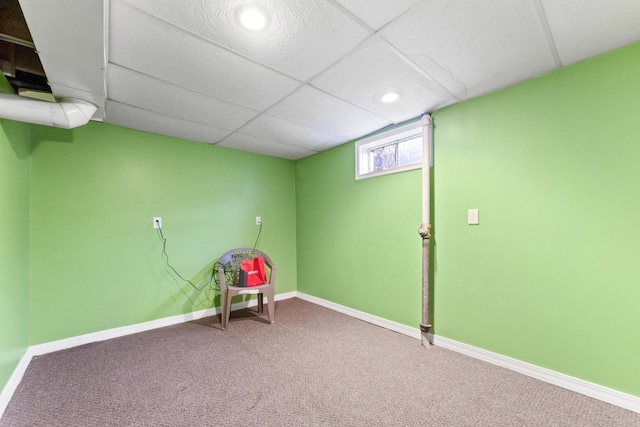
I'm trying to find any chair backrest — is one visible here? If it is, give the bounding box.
[218,248,275,289]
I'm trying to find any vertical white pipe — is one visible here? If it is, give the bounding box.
[422,114,431,225]
[420,114,433,346]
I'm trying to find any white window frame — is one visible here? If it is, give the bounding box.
[355,119,423,180]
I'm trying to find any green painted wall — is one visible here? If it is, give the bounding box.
[295,142,422,327]
[4,39,640,401]
[29,122,297,344]
[433,42,640,396]
[0,84,31,391]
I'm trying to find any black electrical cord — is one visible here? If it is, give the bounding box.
[155,226,219,304]
[154,219,259,300]
[211,261,228,287]
[253,221,262,249]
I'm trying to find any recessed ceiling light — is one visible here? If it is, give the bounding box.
[374,88,404,104]
[236,5,269,31]
[380,91,400,103]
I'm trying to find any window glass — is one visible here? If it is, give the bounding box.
[355,121,422,180]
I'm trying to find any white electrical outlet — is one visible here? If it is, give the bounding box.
[256,216,262,225]
[468,209,479,225]
[153,217,162,229]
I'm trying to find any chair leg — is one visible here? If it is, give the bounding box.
[221,289,229,330]
[220,289,226,329]
[266,287,275,324]
[257,292,264,313]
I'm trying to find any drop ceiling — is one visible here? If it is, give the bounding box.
[11,0,640,160]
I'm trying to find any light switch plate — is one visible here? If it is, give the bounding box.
[468,209,479,225]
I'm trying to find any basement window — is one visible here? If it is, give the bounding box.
[355,120,423,180]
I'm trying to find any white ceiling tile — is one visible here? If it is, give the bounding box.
[268,86,391,139]
[381,0,558,99]
[19,0,105,95]
[218,133,317,160]
[239,114,344,151]
[312,37,457,122]
[306,136,346,152]
[108,65,258,130]
[387,53,469,101]
[106,101,232,144]
[110,0,300,110]
[332,0,422,30]
[540,0,640,65]
[120,0,371,81]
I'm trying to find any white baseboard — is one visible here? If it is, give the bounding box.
[0,349,33,418]
[28,308,219,357]
[434,336,640,414]
[0,291,297,419]
[295,292,422,340]
[3,291,638,418]
[296,292,640,414]
[28,291,297,357]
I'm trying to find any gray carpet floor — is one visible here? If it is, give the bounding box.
[1,298,639,426]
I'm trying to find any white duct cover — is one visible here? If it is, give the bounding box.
[0,93,97,129]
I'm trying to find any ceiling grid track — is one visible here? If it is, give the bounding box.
[377,36,463,101]
[102,0,110,120]
[114,0,305,86]
[531,0,563,68]
[106,63,262,117]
